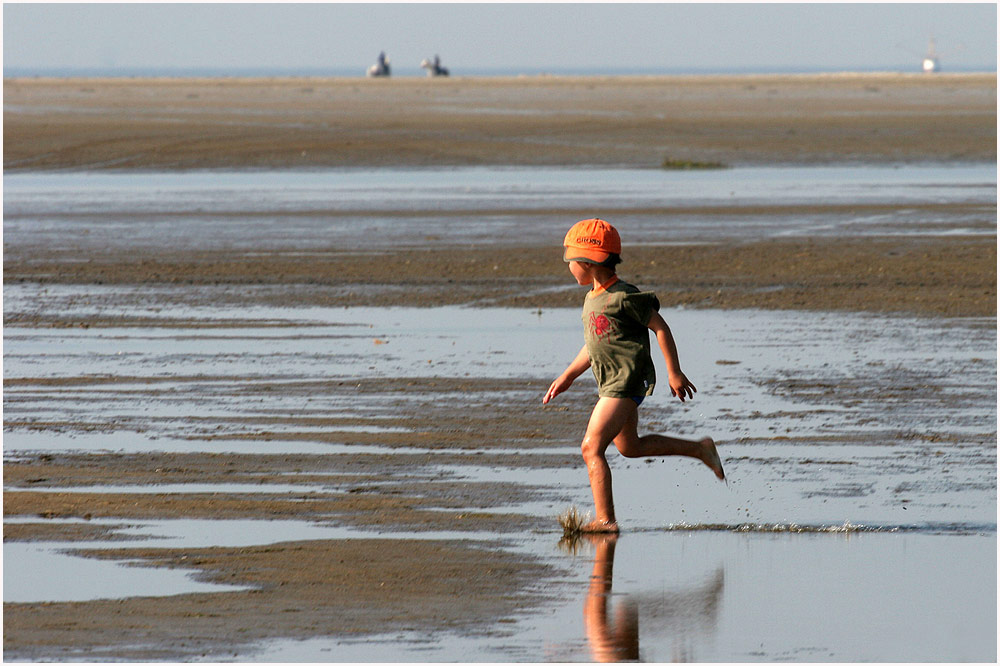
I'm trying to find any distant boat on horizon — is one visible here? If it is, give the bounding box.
[922,37,940,73]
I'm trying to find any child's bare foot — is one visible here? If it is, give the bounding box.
[580,519,620,533]
[701,438,726,481]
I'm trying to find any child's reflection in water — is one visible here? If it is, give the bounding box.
[572,534,726,662]
[581,534,639,662]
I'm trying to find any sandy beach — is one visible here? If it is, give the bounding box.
[4,74,996,170]
[3,74,997,660]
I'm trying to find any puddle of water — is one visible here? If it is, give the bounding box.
[248,530,996,662]
[1,430,571,457]
[2,541,252,603]
[2,517,490,604]
[0,431,347,455]
[5,482,344,495]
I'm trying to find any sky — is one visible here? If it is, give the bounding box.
[3,3,997,76]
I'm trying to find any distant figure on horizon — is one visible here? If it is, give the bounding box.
[367,51,391,78]
[420,54,449,77]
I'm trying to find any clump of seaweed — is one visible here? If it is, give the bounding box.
[557,505,589,537]
[661,157,727,170]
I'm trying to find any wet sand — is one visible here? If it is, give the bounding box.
[5,538,554,661]
[5,302,995,659]
[5,236,995,317]
[4,74,996,170]
[3,74,997,660]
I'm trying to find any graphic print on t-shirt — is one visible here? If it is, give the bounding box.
[587,309,617,340]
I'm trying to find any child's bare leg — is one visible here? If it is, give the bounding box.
[580,398,638,532]
[583,450,618,532]
[613,410,725,480]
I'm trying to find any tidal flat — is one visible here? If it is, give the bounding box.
[3,74,997,661]
[4,298,995,660]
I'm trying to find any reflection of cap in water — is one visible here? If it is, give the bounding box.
[563,218,622,263]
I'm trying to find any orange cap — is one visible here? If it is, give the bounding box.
[563,218,622,263]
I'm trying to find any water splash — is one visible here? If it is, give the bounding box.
[557,506,590,537]
[653,521,995,535]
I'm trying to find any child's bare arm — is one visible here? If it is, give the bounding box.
[647,312,697,402]
[543,344,591,404]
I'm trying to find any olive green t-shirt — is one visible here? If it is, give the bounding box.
[581,279,661,398]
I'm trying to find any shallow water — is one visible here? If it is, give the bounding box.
[2,517,488,604]
[5,165,993,212]
[5,289,995,447]
[3,165,995,253]
[3,539,252,603]
[250,531,996,663]
[6,523,994,660]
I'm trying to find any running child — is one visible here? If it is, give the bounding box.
[543,218,725,533]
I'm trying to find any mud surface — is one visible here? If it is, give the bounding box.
[5,237,995,317]
[5,538,554,661]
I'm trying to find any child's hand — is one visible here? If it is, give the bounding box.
[669,372,697,402]
[543,376,573,404]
